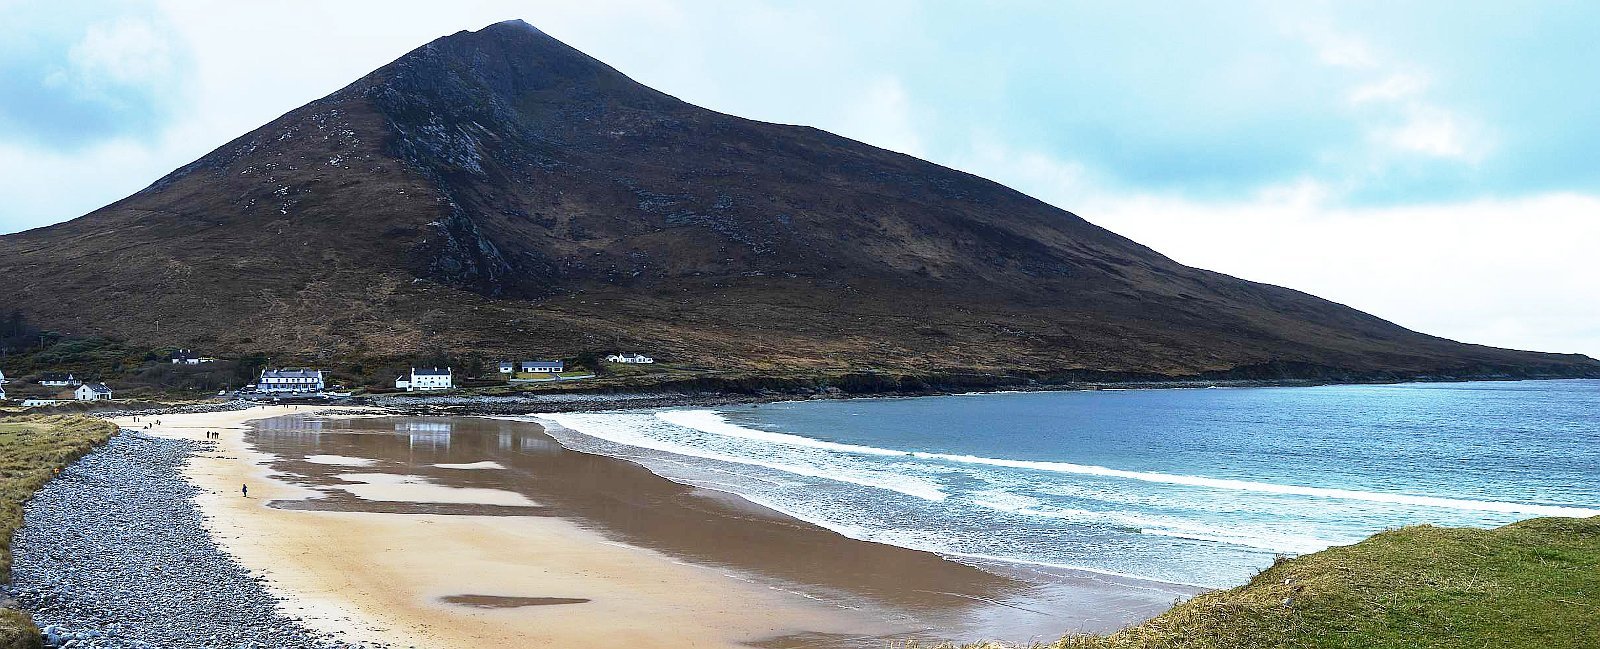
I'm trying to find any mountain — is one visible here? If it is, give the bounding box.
[1,20,1594,383]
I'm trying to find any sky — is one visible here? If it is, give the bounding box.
[1,0,1596,357]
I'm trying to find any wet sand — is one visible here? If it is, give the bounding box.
[113,407,1193,648]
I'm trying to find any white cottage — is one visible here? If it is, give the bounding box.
[74,383,113,401]
[38,372,79,387]
[258,368,325,394]
[396,367,452,392]
[519,360,563,374]
[605,353,655,364]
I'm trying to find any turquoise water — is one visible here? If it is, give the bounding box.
[535,379,1600,587]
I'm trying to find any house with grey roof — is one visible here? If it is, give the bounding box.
[258,368,325,394]
[396,367,452,392]
[74,383,113,401]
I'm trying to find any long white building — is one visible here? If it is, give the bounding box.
[258,368,325,393]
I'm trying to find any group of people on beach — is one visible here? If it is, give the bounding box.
[204,431,220,439]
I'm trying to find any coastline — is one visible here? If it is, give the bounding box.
[105,406,1192,648]
[360,376,1600,419]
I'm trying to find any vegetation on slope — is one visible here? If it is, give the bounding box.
[1031,516,1599,649]
[0,415,118,647]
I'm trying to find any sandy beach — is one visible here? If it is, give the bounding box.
[106,406,1189,648]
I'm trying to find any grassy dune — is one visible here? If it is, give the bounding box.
[0,415,118,648]
[1001,516,1599,649]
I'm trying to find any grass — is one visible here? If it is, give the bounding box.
[948,516,1600,649]
[0,415,118,648]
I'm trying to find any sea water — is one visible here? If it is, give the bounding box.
[531,379,1600,587]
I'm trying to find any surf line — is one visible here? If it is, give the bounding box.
[659,410,1600,518]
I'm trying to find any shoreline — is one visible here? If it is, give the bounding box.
[359,376,1600,418]
[101,407,1190,648]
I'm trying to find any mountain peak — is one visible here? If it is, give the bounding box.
[2,22,1593,382]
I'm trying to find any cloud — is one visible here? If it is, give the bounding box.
[1080,187,1600,357]
[0,3,188,150]
[838,78,925,157]
[63,18,177,88]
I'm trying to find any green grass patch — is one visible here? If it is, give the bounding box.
[0,415,118,646]
[942,516,1599,649]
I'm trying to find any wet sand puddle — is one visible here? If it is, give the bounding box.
[249,414,1195,646]
[440,595,592,608]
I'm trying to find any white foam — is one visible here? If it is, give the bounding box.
[656,410,908,456]
[537,413,946,502]
[658,410,1600,518]
[915,452,1600,518]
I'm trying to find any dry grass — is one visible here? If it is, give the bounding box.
[922,516,1600,649]
[0,415,118,647]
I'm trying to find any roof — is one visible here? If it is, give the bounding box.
[521,360,563,365]
[38,372,73,381]
[412,367,451,376]
[171,349,196,358]
[82,383,112,394]
[261,368,323,378]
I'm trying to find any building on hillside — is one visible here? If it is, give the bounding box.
[497,361,515,374]
[518,360,563,374]
[0,385,6,401]
[74,383,113,401]
[21,399,58,407]
[258,368,325,394]
[170,349,216,364]
[0,368,8,384]
[396,367,453,392]
[605,353,655,364]
[38,372,80,387]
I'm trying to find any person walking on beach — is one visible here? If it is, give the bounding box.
[242,484,249,498]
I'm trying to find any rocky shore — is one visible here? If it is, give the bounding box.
[2,432,387,649]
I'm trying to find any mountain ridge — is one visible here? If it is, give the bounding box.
[1,19,1594,382]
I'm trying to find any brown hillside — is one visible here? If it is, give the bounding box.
[0,20,1593,380]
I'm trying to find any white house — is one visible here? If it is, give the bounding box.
[74,383,112,401]
[605,353,655,364]
[519,360,563,374]
[38,372,79,387]
[0,368,8,384]
[21,399,58,407]
[497,361,515,374]
[396,367,452,392]
[169,349,216,365]
[258,368,325,394]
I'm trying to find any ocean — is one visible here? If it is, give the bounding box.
[532,379,1600,588]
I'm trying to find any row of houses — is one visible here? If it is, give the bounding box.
[0,368,113,404]
[170,349,219,365]
[499,360,564,374]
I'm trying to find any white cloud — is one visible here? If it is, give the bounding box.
[1381,104,1479,159]
[1079,187,1600,357]
[68,18,174,86]
[934,133,1597,358]
[838,77,925,156]
[1349,72,1426,104]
